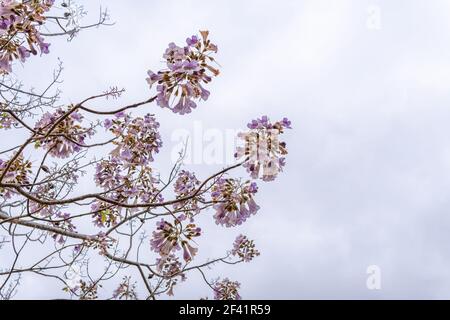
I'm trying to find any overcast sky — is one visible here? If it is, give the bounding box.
[7,0,450,299]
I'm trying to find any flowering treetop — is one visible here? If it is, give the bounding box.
[0,1,291,300]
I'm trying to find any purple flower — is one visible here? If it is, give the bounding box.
[181,241,198,262]
[213,278,242,300]
[70,112,83,122]
[282,117,292,128]
[172,95,197,115]
[74,244,82,253]
[0,155,31,198]
[150,219,201,262]
[146,31,219,115]
[17,46,30,62]
[211,179,260,227]
[0,112,16,129]
[248,182,258,194]
[103,118,113,129]
[112,277,138,300]
[146,70,162,88]
[231,234,260,262]
[260,115,269,127]
[120,148,133,161]
[182,60,200,73]
[34,109,92,159]
[37,35,50,55]
[155,254,186,296]
[93,113,164,215]
[114,111,126,118]
[150,220,180,257]
[106,113,162,165]
[0,0,54,73]
[156,84,170,108]
[173,170,203,217]
[0,54,12,73]
[91,201,121,228]
[199,84,210,101]
[186,35,199,46]
[237,116,292,181]
[247,119,259,129]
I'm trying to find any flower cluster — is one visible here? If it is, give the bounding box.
[0,111,16,129]
[0,25,294,299]
[92,162,161,227]
[146,30,219,115]
[88,232,115,256]
[90,201,121,228]
[29,183,57,216]
[105,112,162,166]
[34,108,94,159]
[235,116,291,181]
[231,234,260,262]
[94,157,123,190]
[112,276,138,300]
[0,0,54,73]
[91,113,164,226]
[173,170,203,218]
[50,212,76,244]
[156,254,184,278]
[210,178,259,227]
[150,219,201,263]
[213,278,242,300]
[78,280,100,300]
[28,185,79,245]
[0,154,31,198]
[156,254,186,296]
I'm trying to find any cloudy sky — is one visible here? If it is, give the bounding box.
[7,0,450,299]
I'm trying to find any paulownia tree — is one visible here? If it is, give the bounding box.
[0,1,291,300]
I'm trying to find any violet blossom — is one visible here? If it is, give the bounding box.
[213,278,242,300]
[156,254,186,296]
[173,170,203,218]
[146,30,219,115]
[235,115,292,181]
[231,234,260,262]
[34,108,94,159]
[0,155,31,198]
[150,219,201,262]
[210,178,260,227]
[0,0,53,73]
